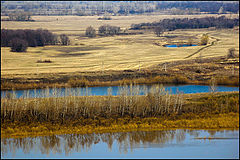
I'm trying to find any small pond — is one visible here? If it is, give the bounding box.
[1,129,239,159]
[165,44,198,48]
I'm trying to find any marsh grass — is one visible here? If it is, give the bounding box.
[1,84,182,123]
[1,84,238,126]
[1,74,191,91]
[2,73,238,91]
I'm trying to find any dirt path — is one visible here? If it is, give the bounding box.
[184,36,220,59]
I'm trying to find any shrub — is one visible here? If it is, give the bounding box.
[36,59,52,63]
[227,48,237,59]
[85,26,96,37]
[98,16,112,20]
[10,38,28,52]
[59,34,70,45]
[200,34,209,45]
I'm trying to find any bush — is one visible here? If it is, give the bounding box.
[59,34,70,45]
[200,34,209,45]
[227,48,237,59]
[85,26,96,38]
[98,17,112,20]
[10,38,28,52]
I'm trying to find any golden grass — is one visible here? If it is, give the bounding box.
[2,14,238,35]
[1,89,239,138]
[1,113,239,139]
[1,14,239,77]
[1,28,239,76]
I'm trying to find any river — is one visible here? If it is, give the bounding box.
[1,84,239,99]
[1,129,239,159]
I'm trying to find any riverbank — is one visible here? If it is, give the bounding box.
[1,113,239,139]
[1,91,239,138]
[1,56,239,91]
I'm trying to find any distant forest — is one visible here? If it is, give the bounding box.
[130,16,239,31]
[1,1,239,16]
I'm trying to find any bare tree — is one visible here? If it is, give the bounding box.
[188,38,193,46]
[227,48,237,59]
[59,34,70,45]
[154,26,164,37]
[209,77,217,94]
[8,12,33,21]
[85,26,96,37]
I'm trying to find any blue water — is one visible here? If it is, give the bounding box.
[1,84,239,99]
[165,44,197,48]
[1,129,239,159]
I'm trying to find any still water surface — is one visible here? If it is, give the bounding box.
[1,85,239,99]
[1,129,239,159]
[165,44,198,48]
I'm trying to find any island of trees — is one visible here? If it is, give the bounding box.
[1,29,70,52]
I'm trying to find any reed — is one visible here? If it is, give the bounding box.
[1,84,238,126]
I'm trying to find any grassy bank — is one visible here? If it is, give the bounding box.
[1,86,239,138]
[1,74,192,90]
[2,113,239,138]
[1,73,239,91]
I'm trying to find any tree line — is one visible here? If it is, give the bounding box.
[1,29,70,52]
[155,1,239,14]
[1,1,239,16]
[3,12,34,21]
[130,16,239,34]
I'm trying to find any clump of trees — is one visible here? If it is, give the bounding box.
[200,34,209,45]
[85,26,96,37]
[59,34,70,45]
[98,15,112,20]
[7,12,34,21]
[130,16,239,37]
[1,29,70,52]
[1,29,57,47]
[10,38,28,52]
[98,25,120,36]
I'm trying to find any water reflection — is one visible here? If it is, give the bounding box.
[1,129,238,158]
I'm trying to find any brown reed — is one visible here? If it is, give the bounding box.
[1,84,239,126]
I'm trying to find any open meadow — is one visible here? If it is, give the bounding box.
[1,1,240,158]
[1,14,239,78]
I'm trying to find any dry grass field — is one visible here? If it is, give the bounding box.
[1,14,239,81]
[2,14,238,35]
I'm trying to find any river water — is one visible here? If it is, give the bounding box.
[1,84,239,99]
[1,129,239,159]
